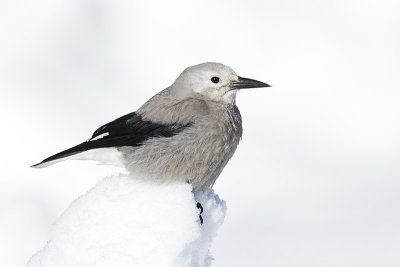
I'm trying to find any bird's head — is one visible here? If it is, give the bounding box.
[171,62,270,104]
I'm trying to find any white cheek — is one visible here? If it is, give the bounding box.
[192,80,214,94]
[192,86,203,94]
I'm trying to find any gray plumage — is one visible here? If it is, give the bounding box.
[32,62,270,190]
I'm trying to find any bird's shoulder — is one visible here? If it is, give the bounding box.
[137,92,211,124]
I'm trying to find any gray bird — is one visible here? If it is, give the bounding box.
[32,62,270,190]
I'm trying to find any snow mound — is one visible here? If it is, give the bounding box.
[27,174,226,267]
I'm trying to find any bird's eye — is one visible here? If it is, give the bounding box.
[211,76,220,83]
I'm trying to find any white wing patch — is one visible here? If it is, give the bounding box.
[89,132,109,141]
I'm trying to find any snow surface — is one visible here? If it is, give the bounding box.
[27,174,226,267]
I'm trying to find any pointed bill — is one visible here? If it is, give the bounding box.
[230,76,271,90]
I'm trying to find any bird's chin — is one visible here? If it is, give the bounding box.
[222,89,238,104]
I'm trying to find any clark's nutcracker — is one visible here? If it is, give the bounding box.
[33,62,270,190]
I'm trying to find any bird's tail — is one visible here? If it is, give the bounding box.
[31,157,69,168]
[32,146,124,169]
[31,138,125,168]
[31,141,92,168]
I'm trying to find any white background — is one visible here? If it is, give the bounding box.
[1,0,399,266]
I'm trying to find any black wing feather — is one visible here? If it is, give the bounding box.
[32,112,191,167]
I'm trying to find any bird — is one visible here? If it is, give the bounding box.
[32,62,270,191]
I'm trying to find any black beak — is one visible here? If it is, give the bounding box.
[230,76,271,90]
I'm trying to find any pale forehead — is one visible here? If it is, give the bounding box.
[184,62,237,78]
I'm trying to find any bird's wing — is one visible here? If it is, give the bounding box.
[32,112,191,167]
